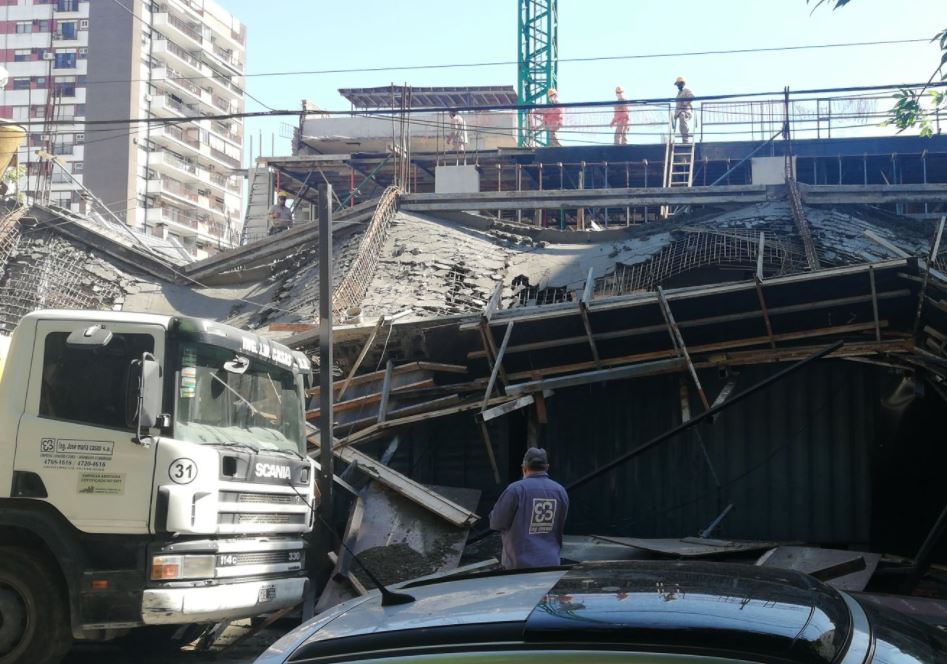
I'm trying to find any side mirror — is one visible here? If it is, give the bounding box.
[127,352,162,446]
[66,325,113,348]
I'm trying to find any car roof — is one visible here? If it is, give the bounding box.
[273,561,853,664]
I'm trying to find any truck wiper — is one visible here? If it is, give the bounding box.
[263,447,305,461]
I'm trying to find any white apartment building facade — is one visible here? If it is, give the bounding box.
[0,0,245,256]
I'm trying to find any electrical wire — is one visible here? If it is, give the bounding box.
[9,79,947,129]
[65,36,935,89]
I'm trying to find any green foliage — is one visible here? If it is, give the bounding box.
[806,0,853,9]
[2,164,24,185]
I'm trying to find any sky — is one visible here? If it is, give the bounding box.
[213,0,946,163]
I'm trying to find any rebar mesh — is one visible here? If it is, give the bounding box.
[331,186,400,317]
[593,228,807,297]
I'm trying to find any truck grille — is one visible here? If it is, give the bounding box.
[217,551,304,567]
[220,492,303,505]
[219,513,308,526]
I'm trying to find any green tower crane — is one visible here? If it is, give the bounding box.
[517,0,558,147]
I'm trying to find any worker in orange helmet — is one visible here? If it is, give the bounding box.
[611,85,630,145]
[674,76,695,143]
[534,88,563,147]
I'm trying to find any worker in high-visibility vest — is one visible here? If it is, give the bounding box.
[534,88,563,147]
[611,85,630,145]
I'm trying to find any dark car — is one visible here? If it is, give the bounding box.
[256,561,947,664]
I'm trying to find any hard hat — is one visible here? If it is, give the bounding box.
[615,85,624,94]
[547,88,558,98]
[277,191,288,198]
[675,76,686,84]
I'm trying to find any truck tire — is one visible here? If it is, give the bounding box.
[0,546,72,664]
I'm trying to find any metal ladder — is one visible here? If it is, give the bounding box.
[240,167,274,245]
[660,138,696,219]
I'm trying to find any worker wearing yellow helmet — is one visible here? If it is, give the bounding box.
[674,76,695,143]
[611,85,630,145]
[268,190,294,236]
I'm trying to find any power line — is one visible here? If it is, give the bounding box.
[10,79,945,129]
[65,36,934,89]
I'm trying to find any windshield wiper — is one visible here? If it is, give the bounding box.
[263,447,305,461]
[212,441,259,453]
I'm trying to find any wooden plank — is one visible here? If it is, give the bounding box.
[505,320,891,381]
[335,394,462,434]
[754,278,776,350]
[477,418,502,484]
[484,283,503,322]
[313,441,480,528]
[307,379,435,420]
[337,396,516,447]
[268,323,318,333]
[310,360,461,397]
[506,358,687,396]
[913,215,947,335]
[377,360,394,424]
[580,268,603,369]
[481,394,535,422]
[337,317,384,399]
[657,286,710,410]
[869,266,882,343]
[466,290,910,359]
[481,321,514,412]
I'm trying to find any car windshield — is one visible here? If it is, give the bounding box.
[174,342,304,454]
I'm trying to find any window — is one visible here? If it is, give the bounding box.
[56,0,80,11]
[16,22,32,34]
[39,332,155,430]
[59,21,77,40]
[13,78,31,90]
[72,161,82,173]
[54,51,77,69]
[14,50,31,62]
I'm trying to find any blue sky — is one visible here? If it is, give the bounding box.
[214,0,945,160]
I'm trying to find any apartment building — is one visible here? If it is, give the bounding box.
[0,0,246,256]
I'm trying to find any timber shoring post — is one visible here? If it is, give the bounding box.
[657,286,710,410]
[913,215,946,337]
[562,340,844,494]
[902,499,947,593]
[580,268,602,369]
[481,321,515,412]
[869,266,882,343]
[755,278,777,350]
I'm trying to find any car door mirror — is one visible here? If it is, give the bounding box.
[127,352,162,446]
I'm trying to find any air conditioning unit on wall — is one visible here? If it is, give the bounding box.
[42,52,54,60]
[79,19,89,29]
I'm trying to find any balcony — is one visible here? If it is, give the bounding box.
[149,150,201,183]
[150,94,192,118]
[153,38,203,78]
[206,42,244,74]
[154,13,203,49]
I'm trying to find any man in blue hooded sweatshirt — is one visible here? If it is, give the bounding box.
[489,447,569,569]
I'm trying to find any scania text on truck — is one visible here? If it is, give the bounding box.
[0,310,316,664]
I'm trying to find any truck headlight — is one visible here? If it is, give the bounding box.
[151,554,216,581]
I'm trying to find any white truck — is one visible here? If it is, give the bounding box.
[0,310,317,664]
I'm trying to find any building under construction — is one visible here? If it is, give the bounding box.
[2,82,947,620]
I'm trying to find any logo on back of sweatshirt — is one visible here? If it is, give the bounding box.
[529,498,558,534]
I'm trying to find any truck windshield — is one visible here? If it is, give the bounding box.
[174,342,305,454]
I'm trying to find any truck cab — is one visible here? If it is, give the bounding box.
[0,310,316,664]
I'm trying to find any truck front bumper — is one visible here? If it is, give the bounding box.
[141,577,307,625]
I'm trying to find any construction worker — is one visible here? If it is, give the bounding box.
[268,192,293,235]
[611,85,630,145]
[534,88,563,147]
[447,109,468,153]
[489,447,569,569]
[674,76,695,143]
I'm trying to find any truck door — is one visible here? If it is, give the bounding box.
[14,321,165,534]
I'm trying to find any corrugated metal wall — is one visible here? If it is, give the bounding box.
[376,361,893,545]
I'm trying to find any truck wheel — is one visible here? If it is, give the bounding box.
[0,546,72,664]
